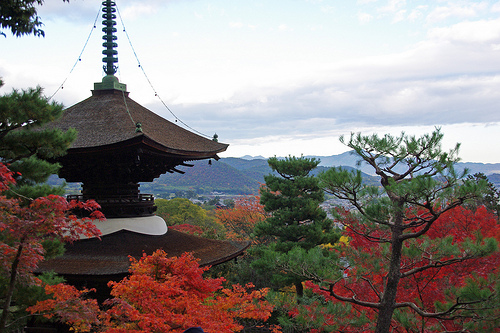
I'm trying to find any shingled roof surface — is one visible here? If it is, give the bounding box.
[37,229,250,275]
[50,89,228,155]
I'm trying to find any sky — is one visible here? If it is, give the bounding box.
[1,0,500,163]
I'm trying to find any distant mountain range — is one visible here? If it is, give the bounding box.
[138,151,500,197]
[50,151,500,196]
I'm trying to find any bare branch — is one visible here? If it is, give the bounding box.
[319,283,381,310]
[394,296,494,319]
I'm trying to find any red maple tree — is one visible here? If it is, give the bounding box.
[0,163,103,332]
[29,250,280,333]
[215,195,267,243]
[287,206,500,332]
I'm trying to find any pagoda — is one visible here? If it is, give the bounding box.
[37,0,249,294]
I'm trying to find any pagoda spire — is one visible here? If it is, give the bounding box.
[94,0,127,91]
[102,0,118,75]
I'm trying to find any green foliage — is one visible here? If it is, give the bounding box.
[154,198,226,239]
[0,82,79,331]
[314,128,496,332]
[0,271,66,331]
[155,198,208,225]
[320,130,488,231]
[432,272,500,332]
[0,0,69,37]
[251,156,340,299]
[40,239,65,260]
[205,253,281,292]
[0,85,76,198]
[467,172,500,218]
[255,156,339,252]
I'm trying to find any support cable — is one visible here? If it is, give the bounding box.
[121,89,136,126]
[115,5,212,139]
[48,5,102,101]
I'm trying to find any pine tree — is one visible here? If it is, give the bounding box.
[0,81,80,331]
[0,83,76,198]
[316,129,494,332]
[252,156,339,298]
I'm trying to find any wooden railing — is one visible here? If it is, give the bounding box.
[67,193,154,203]
[67,194,156,218]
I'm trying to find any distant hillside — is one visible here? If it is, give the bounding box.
[487,173,500,188]
[49,153,499,196]
[141,159,260,196]
[306,151,500,176]
[140,158,379,196]
[221,157,270,183]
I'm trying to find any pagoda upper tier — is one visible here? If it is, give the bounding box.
[48,85,228,217]
[55,88,227,163]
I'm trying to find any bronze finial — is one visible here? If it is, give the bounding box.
[102,0,118,75]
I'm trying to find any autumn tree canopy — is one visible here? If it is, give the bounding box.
[215,195,267,243]
[0,73,97,332]
[28,250,279,333]
[281,129,498,332]
[0,163,103,333]
[155,198,226,239]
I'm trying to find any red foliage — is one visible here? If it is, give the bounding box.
[0,163,15,192]
[169,223,204,236]
[0,193,103,282]
[292,206,500,332]
[27,284,101,332]
[215,195,267,242]
[103,250,275,333]
[0,162,104,332]
[29,250,278,333]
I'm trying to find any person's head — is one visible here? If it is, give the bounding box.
[183,328,204,333]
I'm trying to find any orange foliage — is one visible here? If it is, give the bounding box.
[29,250,278,333]
[0,162,103,332]
[27,284,100,332]
[296,206,500,332]
[215,196,267,243]
[169,223,204,236]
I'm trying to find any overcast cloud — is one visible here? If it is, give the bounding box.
[1,0,500,162]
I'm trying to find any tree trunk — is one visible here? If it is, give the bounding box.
[0,243,23,333]
[295,281,304,303]
[375,207,404,333]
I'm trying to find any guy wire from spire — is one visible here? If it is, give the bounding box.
[48,4,102,101]
[115,4,213,140]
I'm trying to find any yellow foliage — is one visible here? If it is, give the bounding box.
[320,235,349,249]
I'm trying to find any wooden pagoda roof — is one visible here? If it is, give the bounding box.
[50,89,228,158]
[37,229,250,276]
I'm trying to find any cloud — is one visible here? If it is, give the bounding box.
[156,13,500,147]
[278,24,293,32]
[6,0,500,162]
[38,1,99,25]
[492,2,500,13]
[428,19,500,44]
[37,0,184,24]
[229,21,244,28]
[119,4,157,20]
[426,2,489,23]
[377,0,406,15]
[357,12,373,24]
[407,5,428,22]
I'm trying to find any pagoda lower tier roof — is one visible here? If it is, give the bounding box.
[37,229,250,276]
[49,89,228,157]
